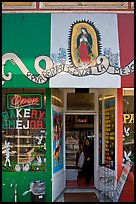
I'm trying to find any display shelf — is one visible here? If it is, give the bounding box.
[65,150,78,153]
[65,134,79,168]
[2,132,46,168]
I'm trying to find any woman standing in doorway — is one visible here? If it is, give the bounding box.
[82,137,94,184]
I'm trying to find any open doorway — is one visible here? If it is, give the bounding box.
[65,114,94,189]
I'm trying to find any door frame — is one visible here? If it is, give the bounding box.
[96,88,117,190]
[63,88,99,188]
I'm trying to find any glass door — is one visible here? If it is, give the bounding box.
[65,114,94,182]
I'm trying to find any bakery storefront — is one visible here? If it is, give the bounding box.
[2,13,134,202]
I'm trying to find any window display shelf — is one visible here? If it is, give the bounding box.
[4,135,46,138]
[14,145,45,147]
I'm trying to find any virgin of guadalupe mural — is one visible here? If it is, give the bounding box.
[77,28,94,64]
[68,20,102,67]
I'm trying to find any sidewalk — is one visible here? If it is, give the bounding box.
[54,188,112,202]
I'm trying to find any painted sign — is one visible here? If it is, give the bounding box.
[123,114,134,124]
[2,108,45,129]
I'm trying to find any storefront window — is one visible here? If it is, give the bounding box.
[2,89,46,172]
[123,88,134,171]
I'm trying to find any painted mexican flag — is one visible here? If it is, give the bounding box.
[2,13,134,88]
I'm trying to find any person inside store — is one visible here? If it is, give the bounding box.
[82,137,94,184]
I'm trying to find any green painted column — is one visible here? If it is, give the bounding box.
[45,88,52,202]
[2,13,52,202]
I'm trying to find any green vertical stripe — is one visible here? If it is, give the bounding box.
[2,13,51,88]
[2,13,52,202]
[46,88,52,202]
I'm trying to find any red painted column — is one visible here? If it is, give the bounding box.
[118,14,134,88]
[117,88,123,179]
[117,14,134,202]
[117,89,134,203]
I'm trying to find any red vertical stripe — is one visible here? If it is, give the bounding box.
[117,89,134,202]
[117,88,123,179]
[117,14,134,88]
[117,15,134,202]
